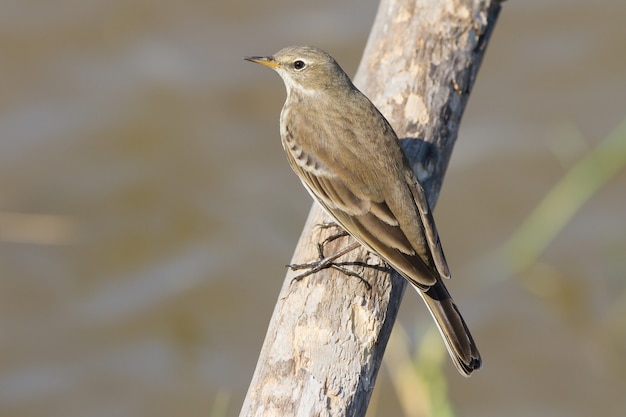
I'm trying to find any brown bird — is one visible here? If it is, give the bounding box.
[245,45,481,376]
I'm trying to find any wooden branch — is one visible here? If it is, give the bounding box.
[240,1,502,415]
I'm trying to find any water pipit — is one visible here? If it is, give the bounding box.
[245,45,481,376]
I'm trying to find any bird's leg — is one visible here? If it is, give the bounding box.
[288,241,359,273]
[289,221,349,265]
[287,223,373,289]
[288,241,365,281]
[316,226,349,257]
[315,221,349,244]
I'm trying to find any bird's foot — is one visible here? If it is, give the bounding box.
[287,241,371,290]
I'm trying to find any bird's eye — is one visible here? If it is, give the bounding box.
[293,60,306,70]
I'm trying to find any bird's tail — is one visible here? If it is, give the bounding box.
[412,281,482,376]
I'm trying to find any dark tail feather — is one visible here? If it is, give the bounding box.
[413,281,482,376]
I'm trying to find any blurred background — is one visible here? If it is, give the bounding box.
[1,1,626,416]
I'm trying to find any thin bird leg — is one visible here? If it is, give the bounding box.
[288,241,360,277]
[288,241,372,290]
[316,230,349,258]
[313,221,349,257]
[289,221,351,273]
[288,223,372,289]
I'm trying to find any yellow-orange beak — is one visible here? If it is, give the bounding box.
[244,55,279,69]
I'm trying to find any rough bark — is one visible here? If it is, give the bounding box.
[240,1,502,416]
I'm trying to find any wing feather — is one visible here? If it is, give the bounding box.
[281,101,446,288]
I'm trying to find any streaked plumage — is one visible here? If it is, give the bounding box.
[245,45,481,376]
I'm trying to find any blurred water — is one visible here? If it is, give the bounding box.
[1,1,626,417]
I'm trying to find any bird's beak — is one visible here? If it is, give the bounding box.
[244,55,279,69]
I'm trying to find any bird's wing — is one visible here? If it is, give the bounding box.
[404,173,451,279]
[282,121,441,288]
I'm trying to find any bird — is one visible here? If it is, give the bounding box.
[245,45,481,376]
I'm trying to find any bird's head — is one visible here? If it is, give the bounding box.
[245,45,352,95]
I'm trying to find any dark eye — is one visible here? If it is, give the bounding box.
[293,60,305,70]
